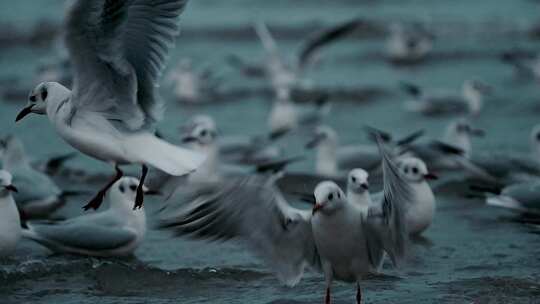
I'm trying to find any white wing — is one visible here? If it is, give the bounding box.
[160,175,321,286]
[364,137,411,265]
[65,0,189,130]
[254,21,279,56]
[23,212,136,252]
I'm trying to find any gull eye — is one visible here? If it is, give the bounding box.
[119,185,125,193]
[200,130,208,137]
[328,193,333,201]
[412,167,419,174]
[29,95,36,102]
[536,133,540,141]
[351,176,356,182]
[41,90,48,101]
[404,167,409,174]
[337,192,341,199]
[129,185,137,191]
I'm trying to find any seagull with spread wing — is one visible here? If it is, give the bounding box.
[15,0,204,211]
[160,137,411,303]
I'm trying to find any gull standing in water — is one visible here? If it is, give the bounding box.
[183,115,285,167]
[166,58,220,104]
[485,181,540,216]
[0,136,64,220]
[267,89,330,134]
[394,157,437,235]
[386,22,435,63]
[0,170,21,257]
[167,58,202,104]
[347,159,436,236]
[160,138,411,303]
[181,116,222,184]
[346,168,373,215]
[22,177,147,257]
[468,125,540,185]
[16,0,204,210]
[401,80,492,116]
[399,119,492,180]
[501,51,540,80]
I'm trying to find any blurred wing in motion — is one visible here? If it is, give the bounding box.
[396,129,425,147]
[298,19,363,69]
[65,0,189,130]
[160,176,321,286]
[364,136,411,266]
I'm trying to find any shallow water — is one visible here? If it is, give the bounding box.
[1,1,540,303]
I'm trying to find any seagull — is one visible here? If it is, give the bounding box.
[346,168,373,215]
[442,119,485,158]
[0,170,21,257]
[167,58,202,103]
[346,159,436,236]
[22,177,147,257]
[386,22,435,63]
[180,116,222,184]
[399,119,492,180]
[267,89,330,134]
[484,181,540,216]
[401,80,493,116]
[15,0,204,211]
[393,157,437,235]
[469,125,540,185]
[166,58,221,104]
[253,20,326,94]
[160,137,411,303]
[305,125,424,176]
[287,18,434,65]
[229,20,338,92]
[0,136,64,220]
[501,50,540,80]
[182,114,286,168]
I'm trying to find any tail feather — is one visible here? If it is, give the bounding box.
[486,195,524,211]
[124,133,206,176]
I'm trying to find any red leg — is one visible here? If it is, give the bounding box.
[83,165,123,211]
[356,283,362,304]
[133,165,148,210]
[325,287,331,304]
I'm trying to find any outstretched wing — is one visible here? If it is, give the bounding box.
[160,176,320,287]
[65,0,189,130]
[364,137,411,266]
[254,21,279,56]
[298,18,363,69]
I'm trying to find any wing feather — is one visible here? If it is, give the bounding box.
[363,136,411,266]
[160,176,320,286]
[65,0,189,130]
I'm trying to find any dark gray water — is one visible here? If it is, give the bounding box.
[1,0,540,303]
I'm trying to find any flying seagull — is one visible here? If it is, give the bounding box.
[16,0,204,210]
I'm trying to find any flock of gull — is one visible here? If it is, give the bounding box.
[1,0,539,303]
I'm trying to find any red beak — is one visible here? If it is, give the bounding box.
[312,203,323,215]
[424,173,438,180]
